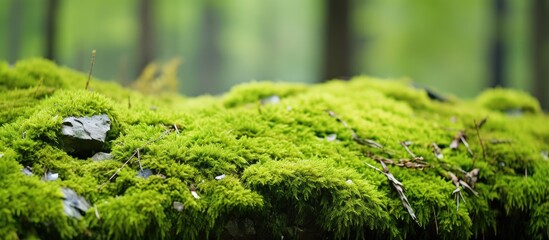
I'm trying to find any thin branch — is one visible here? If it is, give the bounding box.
[449,171,463,211]
[173,123,180,134]
[432,143,443,159]
[381,160,418,224]
[98,129,172,190]
[366,160,418,224]
[368,152,428,169]
[401,141,416,159]
[364,161,383,173]
[449,171,478,211]
[477,117,488,129]
[459,180,478,196]
[464,168,480,188]
[401,141,425,161]
[459,133,473,156]
[450,130,473,156]
[137,148,143,171]
[85,50,96,90]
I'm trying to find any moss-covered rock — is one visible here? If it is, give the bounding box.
[0,58,548,239]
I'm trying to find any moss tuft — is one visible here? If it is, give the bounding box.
[476,88,542,114]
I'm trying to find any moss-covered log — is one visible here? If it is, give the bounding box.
[0,59,548,239]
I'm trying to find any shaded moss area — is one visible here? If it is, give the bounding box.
[0,58,548,239]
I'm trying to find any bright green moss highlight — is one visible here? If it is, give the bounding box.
[0,59,548,239]
[476,88,542,114]
[223,81,308,108]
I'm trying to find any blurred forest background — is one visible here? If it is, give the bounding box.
[0,0,548,108]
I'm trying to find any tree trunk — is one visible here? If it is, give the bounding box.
[45,0,59,61]
[532,0,548,109]
[197,3,221,94]
[322,0,352,81]
[137,0,155,74]
[8,0,22,63]
[490,0,506,88]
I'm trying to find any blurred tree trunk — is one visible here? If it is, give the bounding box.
[322,0,352,81]
[490,0,506,88]
[197,3,221,94]
[138,0,155,74]
[45,0,59,61]
[532,0,548,109]
[8,0,22,63]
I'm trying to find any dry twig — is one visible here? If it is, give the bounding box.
[464,168,479,188]
[449,172,465,210]
[85,50,96,90]
[369,153,428,170]
[450,131,473,156]
[380,160,418,223]
[431,143,443,159]
[401,141,416,159]
[401,141,425,162]
[365,160,418,223]
[448,171,478,211]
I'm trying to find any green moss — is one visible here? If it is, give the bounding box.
[0,58,548,239]
[476,88,542,114]
[0,87,56,124]
[242,159,394,238]
[223,81,308,108]
[0,154,84,239]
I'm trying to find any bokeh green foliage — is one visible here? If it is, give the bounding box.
[0,59,548,239]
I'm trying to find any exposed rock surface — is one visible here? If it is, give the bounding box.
[91,152,112,161]
[61,114,111,158]
[61,188,91,219]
